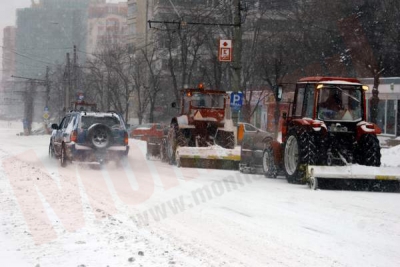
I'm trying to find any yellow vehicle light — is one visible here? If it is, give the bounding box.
[362,85,369,91]
[317,84,324,89]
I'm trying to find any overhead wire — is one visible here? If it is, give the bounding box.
[0,45,58,66]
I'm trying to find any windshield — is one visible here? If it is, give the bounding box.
[317,86,363,121]
[80,116,121,129]
[191,93,225,109]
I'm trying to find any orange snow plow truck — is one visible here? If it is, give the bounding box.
[146,84,241,169]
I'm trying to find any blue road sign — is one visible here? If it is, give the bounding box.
[230,92,243,111]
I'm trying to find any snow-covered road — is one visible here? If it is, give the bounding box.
[0,121,399,267]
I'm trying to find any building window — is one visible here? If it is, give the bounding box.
[129,24,136,35]
[294,87,305,117]
[128,3,137,17]
[387,100,396,135]
[368,99,397,136]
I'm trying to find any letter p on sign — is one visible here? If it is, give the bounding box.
[230,92,243,111]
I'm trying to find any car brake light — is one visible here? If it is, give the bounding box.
[71,130,78,142]
[124,132,129,145]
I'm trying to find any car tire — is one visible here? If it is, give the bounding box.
[49,143,55,159]
[87,124,113,150]
[60,145,67,167]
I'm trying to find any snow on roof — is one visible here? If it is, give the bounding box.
[298,80,361,86]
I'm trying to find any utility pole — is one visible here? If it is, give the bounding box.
[45,66,50,109]
[232,0,242,93]
[24,81,35,135]
[65,53,71,110]
[232,0,242,124]
[11,75,46,135]
[73,45,78,96]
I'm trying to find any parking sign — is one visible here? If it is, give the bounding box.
[230,92,243,111]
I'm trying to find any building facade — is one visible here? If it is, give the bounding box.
[87,1,128,54]
[0,26,17,117]
[361,77,400,137]
[1,26,17,88]
[9,0,91,121]
[15,0,90,79]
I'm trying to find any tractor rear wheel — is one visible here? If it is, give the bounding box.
[283,130,318,184]
[356,134,381,166]
[167,124,188,165]
[215,130,235,149]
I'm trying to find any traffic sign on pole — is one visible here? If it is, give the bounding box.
[230,92,243,111]
[218,40,232,62]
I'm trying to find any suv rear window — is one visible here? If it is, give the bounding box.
[81,116,121,129]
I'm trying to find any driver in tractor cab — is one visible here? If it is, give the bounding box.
[320,89,342,111]
[319,89,343,120]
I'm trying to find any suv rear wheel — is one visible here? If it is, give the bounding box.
[60,145,67,167]
[49,143,55,159]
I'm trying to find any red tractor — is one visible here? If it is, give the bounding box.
[264,77,398,189]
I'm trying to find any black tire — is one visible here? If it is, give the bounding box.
[263,147,277,178]
[60,145,67,167]
[215,130,235,149]
[167,124,187,165]
[283,129,318,184]
[356,134,381,166]
[49,143,55,159]
[87,124,113,150]
[160,138,168,162]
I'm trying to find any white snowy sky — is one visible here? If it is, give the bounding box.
[0,0,125,77]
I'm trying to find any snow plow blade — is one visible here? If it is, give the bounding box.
[306,165,400,190]
[176,146,241,170]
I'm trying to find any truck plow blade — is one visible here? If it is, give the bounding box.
[307,165,400,190]
[176,146,241,170]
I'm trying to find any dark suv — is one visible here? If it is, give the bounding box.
[49,111,129,167]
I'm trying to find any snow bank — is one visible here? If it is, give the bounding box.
[381,145,400,167]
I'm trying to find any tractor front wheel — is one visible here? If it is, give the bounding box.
[263,147,277,178]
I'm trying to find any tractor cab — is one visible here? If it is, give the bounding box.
[292,77,367,123]
[179,86,228,123]
[316,83,365,122]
